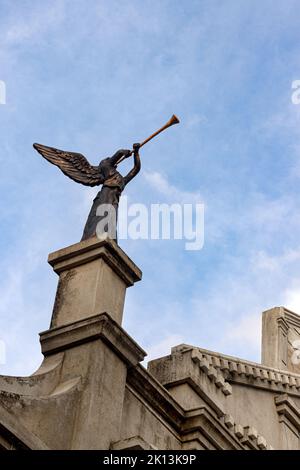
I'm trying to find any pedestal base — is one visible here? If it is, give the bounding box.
[48,236,142,328]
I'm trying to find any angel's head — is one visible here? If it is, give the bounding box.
[99,157,111,166]
[98,157,118,179]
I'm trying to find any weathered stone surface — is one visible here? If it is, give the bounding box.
[0,241,300,450]
[262,306,300,374]
[48,236,142,327]
[40,312,146,366]
[224,414,234,428]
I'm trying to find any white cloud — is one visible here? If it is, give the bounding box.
[0,225,60,376]
[3,1,65,45]
[2,0,300,376]
[143,171,203,204]
[185,114,207,129]
[284,282,300,315]
[251,248,300,272]
[261,105,300,138]
[0,261,45,376]
[145,334,184,363]
[220,313,262,356]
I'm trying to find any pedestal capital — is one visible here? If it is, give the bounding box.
[48,236,142,286]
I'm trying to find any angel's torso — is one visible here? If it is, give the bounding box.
[99,158,125,190]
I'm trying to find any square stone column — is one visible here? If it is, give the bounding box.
[48,236,142,328]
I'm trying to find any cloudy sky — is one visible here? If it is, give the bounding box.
[1,0,300,376]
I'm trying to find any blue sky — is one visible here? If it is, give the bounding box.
[1,0,300,375]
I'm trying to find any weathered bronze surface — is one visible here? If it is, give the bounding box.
[33,115,179,241]
[33,143,140,241]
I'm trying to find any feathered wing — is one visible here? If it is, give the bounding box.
[33,143,104,187]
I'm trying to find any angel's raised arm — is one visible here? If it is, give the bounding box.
[124,144,141,186]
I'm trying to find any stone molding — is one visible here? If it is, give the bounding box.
[219,417,270,450]
[133,356,272,450]
[48,236,142,287]
[127,367,256,450]
[191,349,232,396]
[275,393,300,436]
[127,366,184,431]
[40,313,146,366]
[182,407,244,450]
[284,309,300,329]
[111,436,158,450]
[172,345,300,396]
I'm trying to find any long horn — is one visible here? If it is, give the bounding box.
[139,114,180,148]
[117,114,180,163]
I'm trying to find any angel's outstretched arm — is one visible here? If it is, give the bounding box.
[124,143,141,186]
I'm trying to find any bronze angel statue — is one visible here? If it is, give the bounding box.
[33,115,179,242]
[33,142,141,241]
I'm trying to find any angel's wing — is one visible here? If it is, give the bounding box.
[33,143,104,187]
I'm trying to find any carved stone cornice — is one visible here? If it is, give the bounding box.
[40,312,146,366]
[127,366,184,431]
[181,407,244,450]
[275,394,300,436]
[284,309,300,330]
[169,345,300,397]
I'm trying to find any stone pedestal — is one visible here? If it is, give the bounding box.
[0,235,147,450]
[39,313,146,449]
[48,236,142,328]
[5,236,300,449]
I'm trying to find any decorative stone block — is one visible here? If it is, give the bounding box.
[224,414,234,428]
[229,362,238,373]
[234,424,244,439]
[257,436,267,450]
[215,374,225,388]
[207,367,218,381]
[247,427,258,440]
[237,363,246,375]
[199,358,209,373]
[222,382,232,396]
[191,349,202,364]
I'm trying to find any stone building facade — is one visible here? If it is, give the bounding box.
[0,237,300,450]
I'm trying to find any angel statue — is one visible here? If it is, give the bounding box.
[33,115,179,243]
[33,143,141,241]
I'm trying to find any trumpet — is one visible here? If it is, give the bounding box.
[117,114,180,163]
